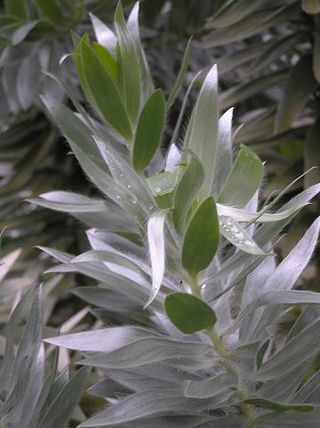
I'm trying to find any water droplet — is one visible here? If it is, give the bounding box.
[127,184,132,189]
[116,195,120,200]
[132,199,137,204]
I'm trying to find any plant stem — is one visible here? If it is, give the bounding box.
[189,274,201,297]
[189,275,255,426]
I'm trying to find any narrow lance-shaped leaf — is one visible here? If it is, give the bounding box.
[243,398,313,413]
[90,13,117,54]
[219,215,269,256]
[145,210,168,307]
[184,65,219,199]
[165,292,217,334]
[212,107,233,196]
[127,2,154,101]
[132,89,165,172]
[218,145,263,208]
[207,0,264,29]
[173,154,204,232]
[275,55,318,133]
[114,1,141,122]
[182,197,219,276]
[167,38,192,108]
[76,38,132,140]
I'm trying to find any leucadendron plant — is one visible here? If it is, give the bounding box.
[30,3,320,427]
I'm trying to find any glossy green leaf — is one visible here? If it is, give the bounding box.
[76,38,132,140]
[132,89,165,172]
[244,398,313,413]
[184,65,219,199]
[165,292,217,334]
[275,55,318,133]
[173,154,204,232]
[182,197,219,275]
[218,145,263,208]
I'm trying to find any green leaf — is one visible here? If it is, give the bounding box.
[36,0,64,23]
[207,0,265,29]
[92,42,118,81]
[244,398,313,413]
[132,89,165,172]
[173,154,204,232]
[127,2,154,102]
[202,4,299,47]
[182,197,219,275]
[274,55,318,133]
[5,0,27,18]
[167,38,192,109]
[114,1,141,122]
[218,145,263,208]
[218,41,274,74]
[246,33,303,77]
[184,65,219,199]
[165,292,217,334]
[76,38,132,140]
[221,70,287,110]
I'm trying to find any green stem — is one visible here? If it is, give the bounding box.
[189,274,201,297]
[189,275,255,426]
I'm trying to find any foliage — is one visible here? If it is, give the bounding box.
[0,280,89,428]
[29,3,320,426]
[201,0,320,192]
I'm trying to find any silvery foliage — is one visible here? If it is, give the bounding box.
[0,277,88,428]
[31,3,320,427]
